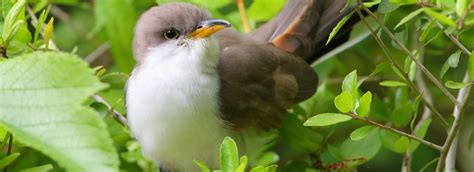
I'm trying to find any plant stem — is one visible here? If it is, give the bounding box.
[457,0,474,29]
[359,3,459,105]
[3,134,13,172]
[355,8,450,129]
[436,74,472,172]
[93,95,128,127]
[237,0,251,33]
[435,22,472,55]
[348,113,443,152]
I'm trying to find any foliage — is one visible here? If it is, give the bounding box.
[0,0,473,172]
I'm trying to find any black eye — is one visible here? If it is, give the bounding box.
[163,29,180,39]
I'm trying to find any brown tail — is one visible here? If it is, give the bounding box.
[249,0,357,62]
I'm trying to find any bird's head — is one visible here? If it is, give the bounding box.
[133,3,231,63]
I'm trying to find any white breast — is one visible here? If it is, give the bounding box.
[126,38,230,171]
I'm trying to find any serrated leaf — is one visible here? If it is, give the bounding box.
[445,80,472,89]
[356,91,372,117]
[194,160,211,172]
[334,91,354,113]
[379,80,407,87]
[395,8,425,29]
[220,137,239,172]
[304,113,352,127]
[350,126,376,141]
[20,164,54,172]
[440,50,461,78]
[423,8,456,27]
[0,153,20,168]
[0,52,118,171]
[327,11,354,45]
[469,51,474,81]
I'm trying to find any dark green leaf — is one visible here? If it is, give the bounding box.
[0,153,20,169]
[304,113,352,127]
[409,119,432,153]
[391,103,413,127]
[327,144,344,161]
[341,129,381,160]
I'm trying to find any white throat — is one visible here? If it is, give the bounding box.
[126,38,228,171]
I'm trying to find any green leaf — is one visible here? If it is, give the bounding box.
[357,91,372,117]
[327,144,344,161]
[379,80,407,87]
[95,0,137,72]
[341,129,381,160]
[391,103,413,127]
[0,52,118,171]
[250,165,278,172]
[235,156,248,172]
[100,72,129,90]
[220,137,239,172]
[248,0,285,22]
[423,8,456,27]
[394,136,410,153]
[445,80,472,89]
[342,70,358,107]
[409,119,432,153]
[395,8,425,29]
[0,153,20,169]
[456,0,468,17]
[156,0,232,9]
[20,164,54,172]
[358,62,389,86]
[255,152,279,167]
[304,113,352,127]
[327,11,354,45]
[350,126,376,141]
[194,160,211,172]
[440,50,462,78]
[469,51,474,81]
[334,91,354,113]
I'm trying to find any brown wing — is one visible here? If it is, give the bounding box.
[216,0,351,129]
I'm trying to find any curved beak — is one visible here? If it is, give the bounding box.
[188,19,231,38]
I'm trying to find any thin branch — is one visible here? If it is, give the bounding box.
[93,95,128,127]
[436,74,472,172]
[348,113,443,152]
[355,9,450,129]
[237,0,251,33]
[435,22,472,55]
[457,0,474,29]
[85,43,110,63]
[359,3,459,105]
[3,134,13,172]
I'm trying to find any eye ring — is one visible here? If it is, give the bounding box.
[163,29,180,39]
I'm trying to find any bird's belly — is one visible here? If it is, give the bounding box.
[126,66,228,171]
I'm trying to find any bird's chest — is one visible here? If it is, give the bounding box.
[126,50,227,170]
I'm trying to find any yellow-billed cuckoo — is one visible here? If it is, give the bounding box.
[126,0,354,171]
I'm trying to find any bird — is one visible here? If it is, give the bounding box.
[126,0,355,171]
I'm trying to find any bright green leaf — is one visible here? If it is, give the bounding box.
[395,8,425,29]
[0,153,20,169]
[469,51,474,81]
[350,126,376,141]
[255,152,279,167]
[194,160,211,172]
[379,80,407,87]
[334,91,354,113]
[327,11,354,45]
[248,0,285,22]
[358,62,389,86]
[0,52,119,171]
[445,80,472,89]
[220,137,239,172]
[423,8,456,27]
[235,156,248,172]
[357,91,372,117]
[304,113,352,127]
[393,136,410,153]
[456,0,468,17]
[20,164,54,172]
